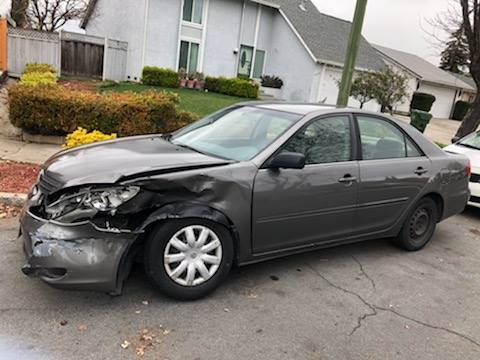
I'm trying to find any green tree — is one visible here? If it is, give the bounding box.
[439,26,470,74]
[350,72,376,109]
[371,66,408,114]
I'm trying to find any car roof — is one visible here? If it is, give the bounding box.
[252,102,337,116]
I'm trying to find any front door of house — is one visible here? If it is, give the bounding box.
[237,45,253,77]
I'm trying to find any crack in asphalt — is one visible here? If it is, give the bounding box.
[306,263,480,348]
[351,256,376,291]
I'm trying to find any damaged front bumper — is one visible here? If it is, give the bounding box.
[19,207,139,294]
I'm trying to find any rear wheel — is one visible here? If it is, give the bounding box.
[144,219,234,300]
[394,197,438,251]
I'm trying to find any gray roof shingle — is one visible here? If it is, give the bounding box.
[266,0,385,70]
[450,72,477,91]
[374,44,475,91]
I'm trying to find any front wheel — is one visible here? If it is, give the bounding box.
[144,219,234,300]
[394,197,438,251]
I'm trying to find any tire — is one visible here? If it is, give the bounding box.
[394,197,438,251]
[144,219,234,300]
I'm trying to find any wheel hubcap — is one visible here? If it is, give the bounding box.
[410,208,430,238]
[164,225,222,287]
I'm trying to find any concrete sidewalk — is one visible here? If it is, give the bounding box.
[0,136,59,164]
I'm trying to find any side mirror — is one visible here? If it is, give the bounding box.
[267,152,306,169]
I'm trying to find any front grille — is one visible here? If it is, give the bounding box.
[471,173,480,183]
[38,170,62,195]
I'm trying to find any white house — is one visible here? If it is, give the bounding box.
[374,45,475,119]
[81,0,384,110]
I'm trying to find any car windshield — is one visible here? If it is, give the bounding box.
[459,131,480,150]
[171,106,301,161]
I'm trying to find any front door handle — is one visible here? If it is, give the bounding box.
[414,167,428,175]
[338,175,357,183]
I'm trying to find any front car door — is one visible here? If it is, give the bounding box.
[252,114,359,253]
[353,114,431,235]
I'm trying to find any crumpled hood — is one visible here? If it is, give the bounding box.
[40,135,231,192]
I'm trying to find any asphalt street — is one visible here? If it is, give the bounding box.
[0,208,479,360]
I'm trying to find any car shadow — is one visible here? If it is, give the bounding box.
[122,237,397,300]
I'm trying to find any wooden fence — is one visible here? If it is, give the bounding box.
[7,28,128,81]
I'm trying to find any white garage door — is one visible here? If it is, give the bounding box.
[418,84,457,119]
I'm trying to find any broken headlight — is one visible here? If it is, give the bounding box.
[45,186,140,222]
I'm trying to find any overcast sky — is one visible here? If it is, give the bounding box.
[312,0,451,65]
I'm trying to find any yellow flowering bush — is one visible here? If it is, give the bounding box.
[19,71,57,86]
[63,127,117,149]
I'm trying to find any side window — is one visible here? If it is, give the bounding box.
[283,116,352,165]
[358,116,422,160]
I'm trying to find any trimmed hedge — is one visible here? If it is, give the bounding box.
[411,92,436,112]
[23,63,57,74]
[205,76,259,98]
[142,67,179,88]
[452,100,471,121]
[9,84,197,137]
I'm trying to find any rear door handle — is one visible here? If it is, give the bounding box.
[338,175,357,183]
[414,167,428,175]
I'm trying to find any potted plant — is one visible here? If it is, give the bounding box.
[178,68,187,88]
[194,72,205,90]
[187,72,196,89]
[260,75,284,98]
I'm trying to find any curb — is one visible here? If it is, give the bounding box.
[22,132,65,145]
[0,192,27,207]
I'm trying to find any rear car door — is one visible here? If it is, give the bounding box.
[353,114,431,235]
[252,114,359,253]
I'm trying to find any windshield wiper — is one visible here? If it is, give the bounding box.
[175,143,208,155]
[459,143,480,150]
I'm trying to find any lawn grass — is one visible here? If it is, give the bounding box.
[102,82,247,118]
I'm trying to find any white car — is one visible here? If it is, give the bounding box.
[445,131,480,208]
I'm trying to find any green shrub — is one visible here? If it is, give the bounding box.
[9,84,195,137]
[23,63,57,74]
[19,71,57,86]
[205,76,258,98]
[452,100,471,121]
[142,66,179,88]
[261,75,283,89]
[410,92,436,112]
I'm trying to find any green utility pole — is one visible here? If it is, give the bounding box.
[337,0,368,106]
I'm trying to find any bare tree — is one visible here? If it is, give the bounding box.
[27,0,88,32]
[11,0,29,27]
[432,1,480,139]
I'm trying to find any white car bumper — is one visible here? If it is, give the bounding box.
[468,179,480,208]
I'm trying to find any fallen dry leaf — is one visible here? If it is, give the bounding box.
[120,340,130,349]
[136,346,146,357]
[224,308,230,312]
[78,324,87,332]
[246,290,257,299]
[59,320,68,326]
[142,300,149,305]
[135,310,142,314]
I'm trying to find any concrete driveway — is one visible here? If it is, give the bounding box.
[0,209,479,360]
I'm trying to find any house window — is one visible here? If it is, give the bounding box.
[253,50,265,79]
[179,40,200,73]
[238,45,266,78]
[183,0,204,24]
